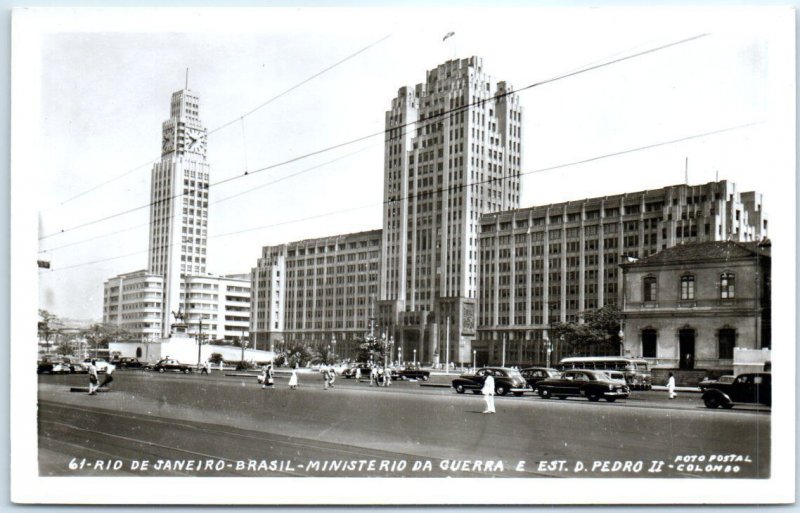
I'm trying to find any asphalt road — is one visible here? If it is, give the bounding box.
[38,370,770,478]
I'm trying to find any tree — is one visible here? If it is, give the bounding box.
[38,309,61,354]
[312,345,337,366]
[280,342,314,369]
[551,305,623,357]
[356,334,384,364]
[81,323,136,358]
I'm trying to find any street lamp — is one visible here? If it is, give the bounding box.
[472,349,476,369]
[413,348,417,365]
[398,346,402,366]
[331,335,337,363]
[543,335,552,368]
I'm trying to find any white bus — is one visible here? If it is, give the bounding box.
[558,357,652,390]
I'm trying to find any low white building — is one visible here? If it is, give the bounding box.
[110,331,274,366]
[103,271,251,343]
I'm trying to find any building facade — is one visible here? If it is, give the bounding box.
[476,180,767,367]
[181,273,251,343]
[621,240,770,377]
[250,230,382,359]
[378,56,523,366]
[148,88,210,337]
[103,270,164,341]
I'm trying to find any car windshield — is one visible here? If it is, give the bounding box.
[719,376,735,383]
[505,370,523,379]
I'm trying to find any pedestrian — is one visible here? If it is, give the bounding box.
[99,362,115,389]
[87,359,99,395]
[377,366,385,387]
[323,366,331,390]
[219,360,224,373]
[355,367,362,381]
[328,366,335,389]
[384,367,392,387]
[370,365,378,387]
[667,372,677,399]
[261,364,274,389]
[482,373,496,414]
[200,359,210,375]
[288,368,298,390]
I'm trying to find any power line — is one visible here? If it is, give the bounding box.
[46,34,392,210]
[42,120,754,272]
[39,33,710,241]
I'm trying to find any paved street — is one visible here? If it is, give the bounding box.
[38,370,770,478]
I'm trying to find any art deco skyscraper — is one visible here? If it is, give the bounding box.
[148,89,210,337]
[378,57,523,365]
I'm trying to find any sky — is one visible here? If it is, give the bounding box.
[22,6,794,321]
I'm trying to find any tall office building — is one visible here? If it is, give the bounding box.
[148,89,210,337]
[476,180,767,367]
[378,57,523,365]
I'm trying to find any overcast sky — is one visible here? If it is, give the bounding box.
[24,7,794,321]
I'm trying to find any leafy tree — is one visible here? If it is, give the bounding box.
[551,305,623,356]
[312,345,338,366]
[81,323,136,358]
[208,352,223,364]
[356,334,385,364]
[281,342,314,369]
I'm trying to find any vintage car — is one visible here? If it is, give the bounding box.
[701,373,771,409]
[520,367,560,390]
[147,358,193,373]
[536,369,630,402]
[390,365,430,381]
[37,357,72,374]
[80,358,110,373]
[452,367,531,396]
[110,356,144,369]
[341,363,372,378]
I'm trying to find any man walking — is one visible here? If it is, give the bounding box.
[482,372,496,414]
[87,359,99,395]
[99,362,115,389]
[667,372,677,399]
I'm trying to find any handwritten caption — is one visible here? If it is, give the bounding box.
[67,454,753,475]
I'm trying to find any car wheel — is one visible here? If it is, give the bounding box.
[495,386,507,396]
[704,395,720,409]
[513,392,524,397]
[606,397,617,403]
[183,368,190,374]
[158,368,165,373]
[587,392,601,402]
[455,384,465,394]
[539,388,552,399]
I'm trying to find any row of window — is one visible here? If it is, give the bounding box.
[643,273,735,301]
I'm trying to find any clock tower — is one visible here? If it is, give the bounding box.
[148,89,211,337]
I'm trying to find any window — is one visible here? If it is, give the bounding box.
[642,329,657,358]
[720,272,735,299]
[718,328,736,359]
[643,276,657,302]
[680,275,695,300]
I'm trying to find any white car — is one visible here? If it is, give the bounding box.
[81,358,110,373]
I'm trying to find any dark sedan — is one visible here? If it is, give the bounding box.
[702,373,771,409]
[520,367,560,390]
[111,357,144,369]
[452,367,531,396]
[147,358,193,373]
[391,365,430,381]
[537,369,630,402]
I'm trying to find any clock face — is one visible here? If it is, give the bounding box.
[162,129,175,154]
[186,128,207,155]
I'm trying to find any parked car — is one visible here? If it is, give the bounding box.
[699,375,735,391]
[342,363,372,379]
[391,364,430,381]
[701,373,771,409]
[110,357,144,369]
[147,358,193,373]
[605,371,628,386]
[452,367,531,396]
[37,357,72,374]
[80,358,110,373]
[520,367,560,390]
[536,369,630,402]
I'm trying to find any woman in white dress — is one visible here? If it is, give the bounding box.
[288,369,298,390]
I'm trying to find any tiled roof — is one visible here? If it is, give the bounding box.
[626,240,770,266]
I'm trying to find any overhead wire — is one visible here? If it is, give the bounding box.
[45,33,392,210]
[42,120,755,272]
[38,32,710,242]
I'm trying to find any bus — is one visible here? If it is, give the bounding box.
[558,357,652,390]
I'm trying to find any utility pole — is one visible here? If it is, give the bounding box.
[196,318,203,367]
[445,316,450,373]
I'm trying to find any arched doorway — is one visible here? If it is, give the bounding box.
[679,328,695,369]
